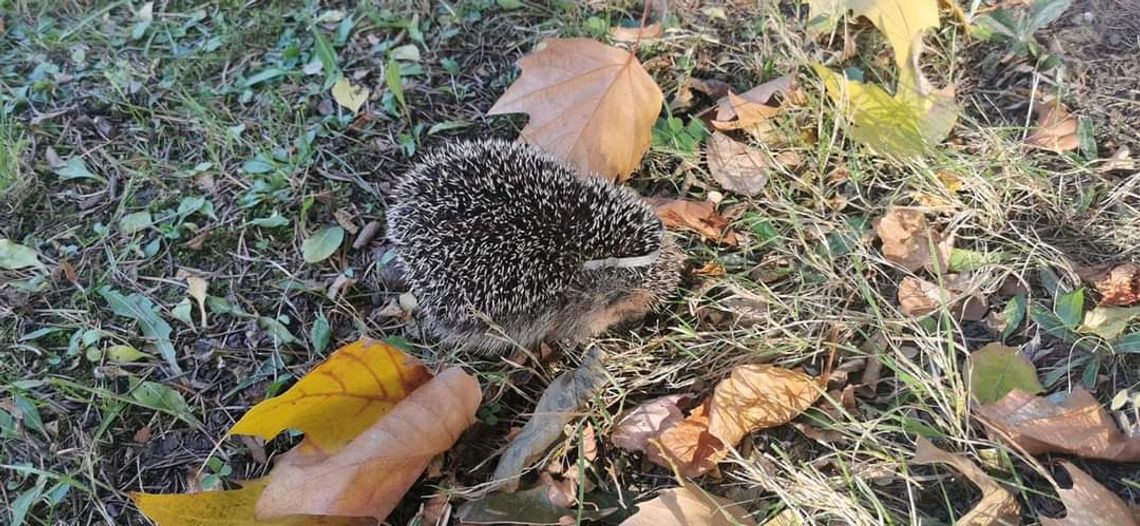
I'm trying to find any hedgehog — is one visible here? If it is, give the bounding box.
[385,139,682,354]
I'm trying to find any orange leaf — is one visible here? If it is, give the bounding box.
[256,368,482,521]
[619,486,757,526]
[1078,262,1140,306]
[229,339,432,456]
[706,365,821,447]
[649,198,739,245]
[976,388,1140,461]
[1041,462,1139,526]
[132,478,372,526]
[647,400,727,478]
[487,38,664,182]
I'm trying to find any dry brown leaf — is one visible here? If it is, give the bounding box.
[976,388,1140,461]
[649,198,740,245]
[1076,262,1140,306]
[255,368,481,521]
[487,38,664,181]
[706,365,822,447]
[611,394,688,454]
[910,437,1022,526]
[186,276,208,328]
[706,132,770,197]
[898,276,987,320]
[1026,98,1079,153]
[619,486,757,526]
[671,78,733,111]
[1040,462,1138,526]
[647,400,727,478]
[609,23,663,42]
[874,207,949,272]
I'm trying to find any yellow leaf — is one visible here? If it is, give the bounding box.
[186,276,208,328]
[256,368,482,521]
[849,0,940,68]
[814,64,958,158]
[132,478,371,526]
[487,38,664,182]
[705,364,822,447]
[331,78,370,114]
[229,339,432,456]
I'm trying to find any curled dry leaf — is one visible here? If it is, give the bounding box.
[186,276,208,328]
[1026,98,1079,153]
[487,38,664,182]
[649,198,740,245]
[611,394,688,454]
[132,478,374,526]
[975,388,1140,461]
[671,78,732,111]
[706,365,822,447]
[492,348,607,490]
[256,367,482,521]
[910,437,1021,526]
[1040,462,1139,526]
[619,486,757,526]
[706,132,770,197]
[712,92,782,132]
[874,207,949,272]
[229,339,433,455]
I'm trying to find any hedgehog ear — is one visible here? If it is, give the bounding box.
[582,249,660,271]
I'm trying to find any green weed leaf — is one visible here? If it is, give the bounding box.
[1054,288,1085,329]
[311,312,331,354]
[119,211,154,234]
[301,226,345,263]
[97,287,181,373]
[0,239,45,270]
[1114,332,1140,354]
[54,157,106,183]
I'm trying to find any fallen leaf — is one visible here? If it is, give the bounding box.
[1026,98,1079,153]
[1078,306,1140,340]
[230,339,432,456]
[493,348,607,490]
[0,239,45,270]
[609,23,663,42]
[671,78,732,111]
[256,368,481,521]
[1040,462,1138,526]
[897,276,987,320]
[107,344,148,362]
[706,132,771,197]
[331,78,370,114]
[120,211,154,234]
[874,207,949,272]
[910,437,1021,526]
[487,38,664,181]
[611,394,688,454]
[706,365,822,447]
[968,343,1043,405]
[810,0,957,158]
[619,486,757,526]
[712,91,782,132]
[1077,263,1140,307]
[133,478,373,526]
[976,388,1140,461]
[647,400,727,478]
[649,198,739,245]
[186,276,208,328]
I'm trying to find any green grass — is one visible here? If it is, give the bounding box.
[1,1,1138,525]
